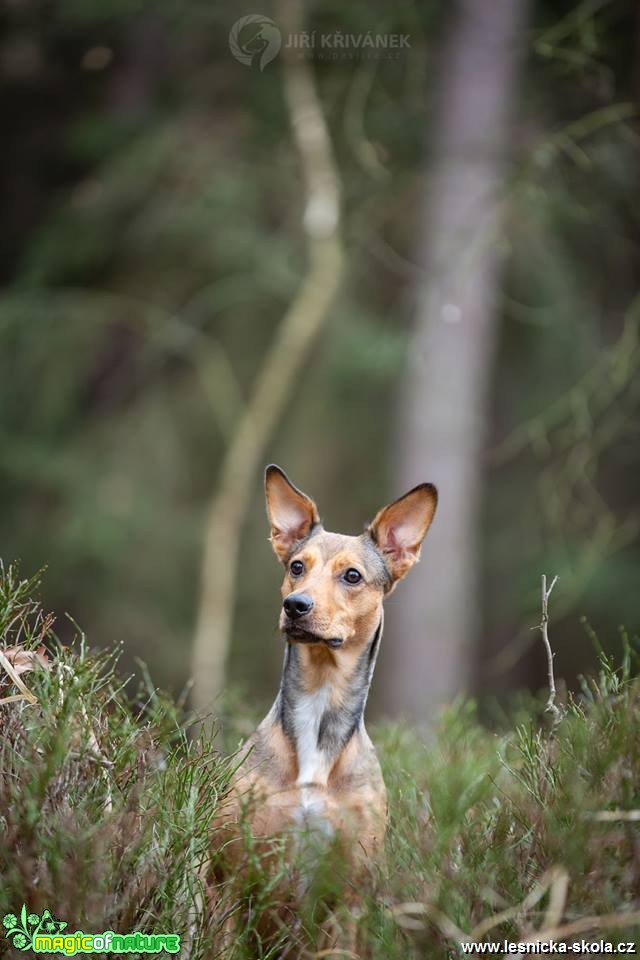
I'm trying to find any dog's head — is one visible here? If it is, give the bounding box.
[265,465,437,650]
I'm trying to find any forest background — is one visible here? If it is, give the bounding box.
[1,0,639,725]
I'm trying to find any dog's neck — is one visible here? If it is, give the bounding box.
[274,616,383,787]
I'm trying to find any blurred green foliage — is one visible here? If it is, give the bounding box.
[0,0,638,703]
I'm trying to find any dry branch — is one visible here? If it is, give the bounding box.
[518,909,640,946]
[0,645,48,705]
[538,573,562,725]
[190,0,343,718]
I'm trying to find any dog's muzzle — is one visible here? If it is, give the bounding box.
[283,593,314,620]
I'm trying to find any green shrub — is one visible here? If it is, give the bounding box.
[1,564,639,958]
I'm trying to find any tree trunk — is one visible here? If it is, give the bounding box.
[381,0,529,722]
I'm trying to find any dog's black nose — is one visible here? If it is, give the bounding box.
[283,593,314,620]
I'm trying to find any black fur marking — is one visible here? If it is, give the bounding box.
[316,618,383,754]
[367,618,383,667]
[277,642,300,744]
[277,618,383,771]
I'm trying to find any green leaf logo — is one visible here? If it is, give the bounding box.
[38,909,67,935]
[2,905,66,951]
[2,905,38,950]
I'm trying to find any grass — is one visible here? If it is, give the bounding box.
[1,562,639,958]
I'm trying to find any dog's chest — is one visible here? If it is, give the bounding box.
[233,704,387,857]
[292,683,332,786]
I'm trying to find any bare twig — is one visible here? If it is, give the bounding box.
[518,908,640,946]
[542,865,570,932]
[538,574,562,725]
[390,871,569,947]
[588,809,640,822]
[190,0,343,718]
[392,875,640,957]
[389,902,469,942]
[0,648,39,706]
[312,951,360,959]
[470,866,568,941]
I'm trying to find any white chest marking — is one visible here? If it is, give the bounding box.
[293,683,332,786]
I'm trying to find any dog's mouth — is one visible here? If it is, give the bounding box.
[284,625,344,649]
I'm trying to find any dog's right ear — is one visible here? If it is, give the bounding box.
[265,465,320,563]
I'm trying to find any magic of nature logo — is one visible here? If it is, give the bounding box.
[2,906,180,955]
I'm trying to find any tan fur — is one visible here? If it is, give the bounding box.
[208,466,437,951]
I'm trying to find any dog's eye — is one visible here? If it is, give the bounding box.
[290,560,304,577]
[343,568,362,585]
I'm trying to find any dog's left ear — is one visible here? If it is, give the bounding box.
[265,464,321,563]
[367,483,437,584]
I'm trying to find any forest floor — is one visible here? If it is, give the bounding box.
[1,564,639,959]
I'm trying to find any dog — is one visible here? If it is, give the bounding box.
[209,465,437,949]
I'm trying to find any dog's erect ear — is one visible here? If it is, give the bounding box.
[265,465,320,563]
[368,483,437,584]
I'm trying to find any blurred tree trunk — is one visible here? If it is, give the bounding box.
[382,0,529,722]
[190,0,343,720]
[109,15,167,120]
